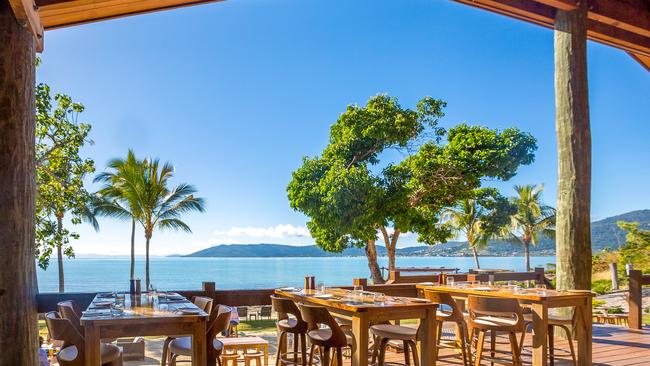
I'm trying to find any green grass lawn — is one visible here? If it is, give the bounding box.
[238,319,277,333]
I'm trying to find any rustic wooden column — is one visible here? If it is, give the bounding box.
[0,1,38,365]
[554,2,592,291]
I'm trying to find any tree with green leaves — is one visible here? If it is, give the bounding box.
[501,184,556,272]
[617,221,650,272]
[135,158,205,289]
[35,81,97,293]
[94,150,145,282]
[288,94,537,283]
[442,189,514,269]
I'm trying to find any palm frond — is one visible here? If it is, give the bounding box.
[157,218,192,233]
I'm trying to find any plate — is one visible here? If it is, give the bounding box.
[472,287,494,291]
[409,298,430,303]
[179,308,201,315]
[93,301,113,307]
[279,287,297,292]
[313,294,334,299]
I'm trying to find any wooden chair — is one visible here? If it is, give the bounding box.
[298,303,354,366]
[467,296,525,366]
[161,296,214,366]
[57,300,84,335]
[44,311,123,366]
[519,310,577,366]
[166,304,232,366]
[238,306,249,321]
[260,305,273,320]
[422,291,470,366]
[272,296,309,366]
[244,352,265,366]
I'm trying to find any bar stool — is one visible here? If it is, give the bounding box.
[519,311,577,366]
[271,296,309,366]
[422,291,470,366]
[467,296,525,366]
[244,352,264,366]
[369,323,419,366]
[222,353,241,366]
[298,304,354,366]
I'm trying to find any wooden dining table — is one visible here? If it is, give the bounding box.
[417,284,593,366]
[275,288,439,366]
[80,292,208,366]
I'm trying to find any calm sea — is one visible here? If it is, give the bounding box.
[36,256,556,293]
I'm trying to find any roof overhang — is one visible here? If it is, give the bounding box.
[7,0,650,70]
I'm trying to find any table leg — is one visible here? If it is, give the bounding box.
[576,299,592,366]
[352,313,369,366]
[264,344,269,366]
[418,307,438,366]
[84,323,101,366]
[531,303,548,366]
[192,319,207,366]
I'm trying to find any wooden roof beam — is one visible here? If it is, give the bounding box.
[8,0,44,51]
[36,0,222,30]
[587,0,650,39]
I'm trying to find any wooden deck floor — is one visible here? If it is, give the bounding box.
[377,324,650,366]
[124,324,650,366]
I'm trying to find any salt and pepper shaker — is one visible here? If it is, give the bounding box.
[304,276,311,291]
[135,278,142,295]
[129,279,136,294]
[309,276,315,291]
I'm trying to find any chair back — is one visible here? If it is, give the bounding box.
[467,296,524,330]
[271,296,307,330]
[421,291,464,322]
[45,311,85,360]
[192,296,214,314]
[208,305,233,339]
[58,300,84,335]
[298,304,348,347]
[237,306,248,317]
[260,305,272,317]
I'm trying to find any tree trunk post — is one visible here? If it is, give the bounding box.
[524,242,531,272]
[130,218,135,280]
[0,1,38,364]
[472,247,480,269]
[57,215,64,293]
[554,1,592,291]
[145,236,151,290]
[364,240,384,284]
[609,262,619,290]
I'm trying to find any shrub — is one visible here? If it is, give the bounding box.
[592,299,606,308]
[607,306,625,314]
[591,279,613,295]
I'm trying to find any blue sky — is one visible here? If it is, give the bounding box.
[37,0,650,255]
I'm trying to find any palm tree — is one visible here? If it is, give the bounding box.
[93,150,145,282]
[443,199,491,269]
[502,184,556,272]
[137,158,206,289]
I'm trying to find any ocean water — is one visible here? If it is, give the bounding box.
[36,256,556,293]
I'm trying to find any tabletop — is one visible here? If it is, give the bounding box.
[220,336,269,347]
[275,287,435,312]
[416,284,593,303]
[80,292,208,323]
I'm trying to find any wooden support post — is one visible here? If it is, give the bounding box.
[554,0,593,291]
[202,281,216,300]
[0,2,38,365]
[628,270,642,329]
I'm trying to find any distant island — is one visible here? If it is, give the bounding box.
[183,210,650,258]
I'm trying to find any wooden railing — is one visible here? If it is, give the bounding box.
[36,269,552,313]
[628,270,650,329]
[385,267,459,284]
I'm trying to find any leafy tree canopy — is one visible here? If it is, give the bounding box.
[288,94,537,281]
[35,82,96,270]
[617,221,650,272]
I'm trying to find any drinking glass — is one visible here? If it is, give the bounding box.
[373,293,386,306]
[317,282,326,294]
[110,302,124,317]
[535,284,547,295]
[446,276,455,287]
[353,285,363,302]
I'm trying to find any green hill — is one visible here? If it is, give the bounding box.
[185,210,650,257]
